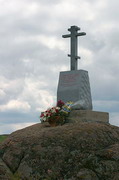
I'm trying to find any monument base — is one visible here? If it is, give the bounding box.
[67,110,109,124]
[57,70,93,110]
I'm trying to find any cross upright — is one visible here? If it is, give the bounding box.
[62,25,86,71]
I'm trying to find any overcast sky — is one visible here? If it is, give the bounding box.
[0,0,119,134]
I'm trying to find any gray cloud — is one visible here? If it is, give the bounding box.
[0,0,119,134]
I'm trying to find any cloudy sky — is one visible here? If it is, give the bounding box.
[0,0,119,134]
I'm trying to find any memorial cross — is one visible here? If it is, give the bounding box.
[62,26,86,71]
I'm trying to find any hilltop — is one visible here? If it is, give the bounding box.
[0,122,119,180]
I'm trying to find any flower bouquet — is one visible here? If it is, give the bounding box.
[40,100,74,126]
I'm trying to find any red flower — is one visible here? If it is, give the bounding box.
[56,109,59,113]
[40,113,44,117]
[57,100,65,108]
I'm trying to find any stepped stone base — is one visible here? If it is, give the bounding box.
[67,110,109,124]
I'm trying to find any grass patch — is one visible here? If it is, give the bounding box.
[0,135,8,143]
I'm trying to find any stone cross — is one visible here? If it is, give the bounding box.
[62,26,86,71]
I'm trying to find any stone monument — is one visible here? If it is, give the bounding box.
[57,25,109,124]
[57,25,92,110]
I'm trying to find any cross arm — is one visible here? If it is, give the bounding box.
[62,32,86,38]
[68,54,81,59]
[62,34,71,38]
[76,32,86,36]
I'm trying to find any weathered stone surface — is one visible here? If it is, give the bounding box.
[0,158,13,180]
[57,70,92,110]
[68,110,109,124]
[76,168,98,179]
[0,122,119,179]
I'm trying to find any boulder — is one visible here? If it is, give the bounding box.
[0,122,119,179]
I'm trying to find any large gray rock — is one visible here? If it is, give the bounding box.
[0,122,119,179]
[57,70,93,110]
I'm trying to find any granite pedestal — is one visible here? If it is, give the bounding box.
[57,70,92,110]
[67,110,109,124]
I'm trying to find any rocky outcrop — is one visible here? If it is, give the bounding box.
[0,122,119,180]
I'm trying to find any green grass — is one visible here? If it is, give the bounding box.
[0,135,8,143]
